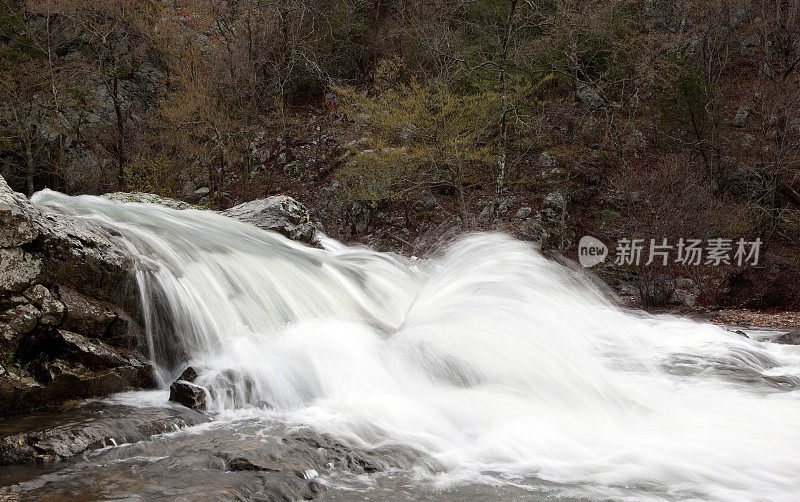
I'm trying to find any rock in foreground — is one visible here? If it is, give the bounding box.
[0,401,208,465]
[0,176,151,415]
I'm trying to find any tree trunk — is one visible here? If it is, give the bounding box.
[492,0,519,226]
[24,133,35,196]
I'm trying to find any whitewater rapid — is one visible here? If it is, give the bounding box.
[31,191,800,501]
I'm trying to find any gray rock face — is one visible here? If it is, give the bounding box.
[36,211,135,302]
[0,177,39,247]
[773,331,800,345]
[0,175,150,415]
[514,207,532,221]
[670,289,697,307]
[222,195,319,245]
[576,81,605,109]
[733,105,750,128]
[0,248,42,293]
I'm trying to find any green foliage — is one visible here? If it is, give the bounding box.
[0,4,44,70]
[122,154,174,195]
[334,59,498,207]
[1,351,19,368]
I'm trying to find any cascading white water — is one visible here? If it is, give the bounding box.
[31,190,800,501]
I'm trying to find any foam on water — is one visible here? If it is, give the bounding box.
[32,190,800,501]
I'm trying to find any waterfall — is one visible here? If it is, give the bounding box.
[31,190,800,501]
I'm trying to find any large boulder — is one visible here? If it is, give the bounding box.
[222,195,319,244]
[0,175,150,415]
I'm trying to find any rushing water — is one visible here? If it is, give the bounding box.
[24,191,800,501]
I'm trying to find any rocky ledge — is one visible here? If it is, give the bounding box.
[1,176,323,417]
[0,175,153,415]
[0,400,208,465]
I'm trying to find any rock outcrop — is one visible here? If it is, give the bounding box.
[0,175,152,415]
[773,330,800,345]
[222,195,319,245]
[0,400,208,465]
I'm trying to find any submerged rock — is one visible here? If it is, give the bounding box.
[0,401,208,465]
[2,410,436,501]
[222,195,319,244]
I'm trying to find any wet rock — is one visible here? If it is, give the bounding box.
[731,329,749,339]
[222,195,319,244]
[0,367,46,418]
[50,330,133,368]
[58,286,120,338]
[169,380,208,411]
[773,330,800,345]
[177,366,200,383]
[2,409,436,500]
[3,329,155,415]
[169,366,206,410]
[0,402,208,465]
[24,357,154,405]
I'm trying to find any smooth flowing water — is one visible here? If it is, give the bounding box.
[23,191,800,501]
